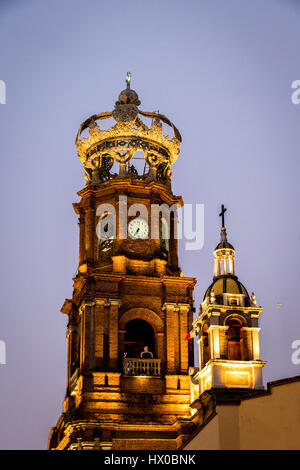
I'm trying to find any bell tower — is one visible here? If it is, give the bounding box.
[48,77,196,450]
[190,207,265,401]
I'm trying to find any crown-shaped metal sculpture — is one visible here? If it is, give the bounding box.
[75,74,182,186]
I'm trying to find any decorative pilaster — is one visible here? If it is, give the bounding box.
[95,298,121,370]
[94,300,105,369]
[66,324,72,389]
[157,332,164,370]
[66,323,78,388]
[109,299,121,369]
[78,213,85,265]
[250,327,261,360]
[85,200,95,261]
[179,304,190,374]
[169,211,179,270]
[81,302,96,370]
[163,302,191,374]
[173,305,180,372]
[164,303,176,373]
[208,325,221,360]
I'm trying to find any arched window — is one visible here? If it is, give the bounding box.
[124,319,155,358]
[227,317,244,360]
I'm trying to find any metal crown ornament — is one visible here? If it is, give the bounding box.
[75,75,182,186]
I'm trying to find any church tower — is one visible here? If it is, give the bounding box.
[48,76,196,450]
[190,207,265,401]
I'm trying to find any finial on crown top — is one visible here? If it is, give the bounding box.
[113,72,141,122]
[126,71,131,89]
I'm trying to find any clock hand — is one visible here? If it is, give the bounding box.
[134,227,140,236]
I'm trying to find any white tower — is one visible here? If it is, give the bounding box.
[191,206,265,398]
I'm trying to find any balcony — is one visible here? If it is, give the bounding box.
[123,358,161,376]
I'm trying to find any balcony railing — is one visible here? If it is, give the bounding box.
[123,358,161,376]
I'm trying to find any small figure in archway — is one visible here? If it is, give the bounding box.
[140,346,153,359]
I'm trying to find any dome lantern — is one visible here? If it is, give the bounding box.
[213,205,235,278]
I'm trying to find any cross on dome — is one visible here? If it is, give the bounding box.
[219,204,227,229]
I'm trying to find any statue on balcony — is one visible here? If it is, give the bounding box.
[140,346,153,359]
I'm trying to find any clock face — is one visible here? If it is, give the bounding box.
[128,218,149,239]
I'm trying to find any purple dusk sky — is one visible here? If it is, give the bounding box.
[0,0,300,449]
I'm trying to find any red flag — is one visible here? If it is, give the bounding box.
[185,327,198,340]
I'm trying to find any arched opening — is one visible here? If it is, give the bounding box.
[227,317,244,360]
[124,319,155,358]
[127,151,149,177]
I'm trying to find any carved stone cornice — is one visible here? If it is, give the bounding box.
[95,298,121,308]
[162,302,191,313]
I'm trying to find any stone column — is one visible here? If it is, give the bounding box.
[223,257,227,275]
[214,257,221,277]
[228,257,235,274]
